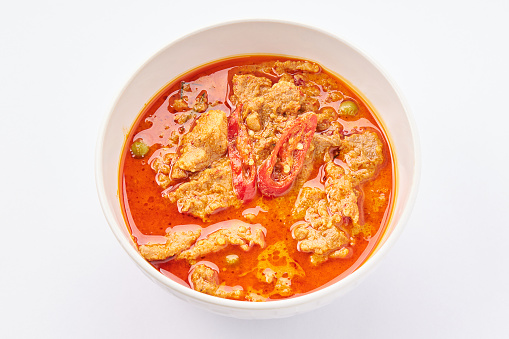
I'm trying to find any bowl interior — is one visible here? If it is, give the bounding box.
[96,20,419,318]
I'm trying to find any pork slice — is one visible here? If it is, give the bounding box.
[233,74,302,123]
[289,132,342,194]
[292,217,350,265]
[313,133,341,157]
[231,74,272,106]
[138,227,201,261]
[324,162,361,225]
[272,60,320,74]
[255,80,302,116]
[240,79,302,126]
[290,132,385,265]
[189,264,243,300]
[290,163,354,265]
[291,196,351,265]
[339,131,384,184]
[165,158,241,221]
[293,187,326,220]
[177,222,266,261]
[172,109,228,178]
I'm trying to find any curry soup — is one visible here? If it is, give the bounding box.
[120,55,394,301]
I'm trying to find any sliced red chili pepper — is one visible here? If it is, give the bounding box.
[257,112,317,197]
[227,104,257,202]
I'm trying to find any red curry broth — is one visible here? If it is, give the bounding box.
[120,55,394,300]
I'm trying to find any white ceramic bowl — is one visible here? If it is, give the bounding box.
[95,20,420,319]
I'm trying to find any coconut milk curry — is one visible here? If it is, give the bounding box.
[120,56,394,301]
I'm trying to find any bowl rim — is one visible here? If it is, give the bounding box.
[95,18,421,311]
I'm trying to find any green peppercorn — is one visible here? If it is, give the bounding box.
[339,100,359,116]
[131,140,149,158]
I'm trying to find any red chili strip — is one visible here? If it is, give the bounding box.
[227,104,257,202]
[257,112,317,197]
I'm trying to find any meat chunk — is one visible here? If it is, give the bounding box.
[339,131,384,184]
[289,132,342,192]
[291,196,351,265]
[231,74,272,106]
[316,107,338,131]
[232,75,302,121]
[178,222,266,261]
[273,60,320,74]
[151,150,177,189]
[292,220,350,265]
[231,76,304,166]
[189,264,243,300]
[174,112,194,124]
[242,79,302,119]
[324,162,361,225]
[172,98,189,112]
[293,187,326,220]
[291,131,384,265]
[323,131,384,223]
[312,132,341,158]
[193,91,208,112]
[165,158,241,221]
[245,112,261,131]
[138,227,201,261]
[172,109,228,178]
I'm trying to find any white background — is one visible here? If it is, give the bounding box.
[1,0,508,338]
